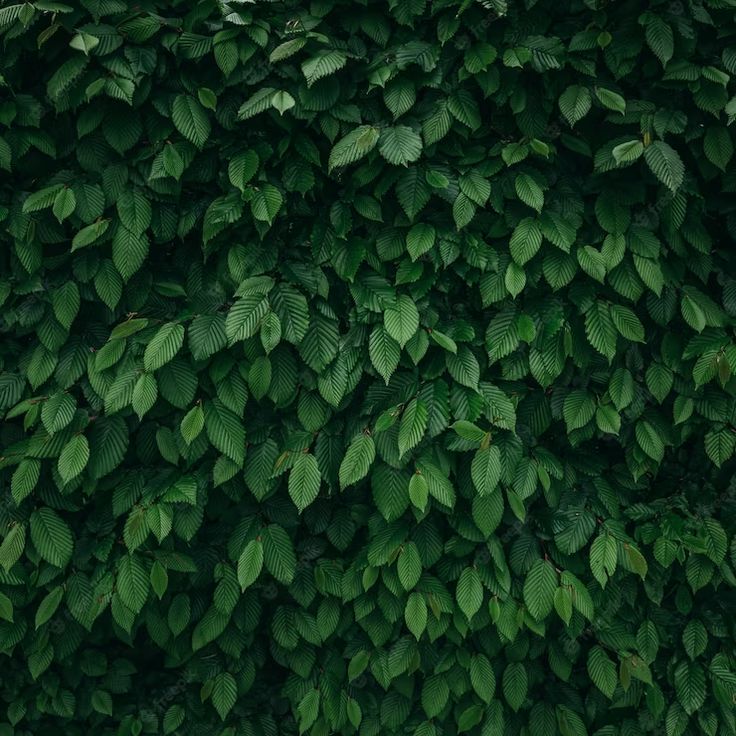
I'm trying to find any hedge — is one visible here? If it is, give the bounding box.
[1,0,736,735]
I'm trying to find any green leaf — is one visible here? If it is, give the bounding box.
[637,620,660,663]
[204,399,246,466]
[172,94,210,148]
[132,372,157,419]
[635,420,665,462]
[469,653,496,703]
[11,458,40,504]
[42,392,76,434]
[52,187,76,222]
[328,125,380,171]
[225,295,270,344]
[301,49,347,86]
[348,651,370,682]
[0,524,26,572]
[211,673,237,720]
[610,304,645,342]
[587,646,617,698]
[262,524,296,585]
[502,662,528,712]
[405,592,427,640]
[644,140,684,191]
[559,85,592,126]
[590,533,617,588]
[72,219,110,251]
[408,472,429,512]
[645,14,674,66]
[384,295,420,347]
[289,453,321,512]
[595,86,626,115]
[398,398,428,457]
[523,559,557,620]
[69,31,99,55]
[456,567,483,620]
[90,690,113,717]
[515,174,544,213]
[339,433,376,489]
[228,150,259,191]
[237,539,263,591]
[397,541,422,590]
[612,140,644,164]
[30,508,73,568]
[585,301,617,361]
[553,586,573,625]
[143,323,185,372]
[705,429,735,468]
[116,189,151,234]
[271,90,295,115]
[704,126,733,171]
[406,223,436,261]
[682,619,708,660]
[34,586,63,629]
[471,445,501,496]
[378,126,423,166]
[250,184,283,224]
[509,218,542,265]
[453,192,476,229]
[674,660,706,715]
[369,326,401,384]
[57,434,89,483]
[180,404,204,444]
[563,390,595,432]
[505,262,526,298]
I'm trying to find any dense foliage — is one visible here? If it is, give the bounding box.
[1,0,736,734]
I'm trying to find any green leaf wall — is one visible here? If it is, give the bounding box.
[1,0,736,735]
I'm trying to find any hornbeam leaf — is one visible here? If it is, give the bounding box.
[595,86,626,115]
[172,94,210,148]
[143,323,185,372]
[30,508,73,568]
[369,326,401,384]
[559,85,592,126]
[502,662,528,712]
[328,125,380,171]
[470,654,496,703]
[237,539,263,591]
[515,174,544,212]
[211,673,237,721]
[301,49,347,86]
[585,301,617,361]
[57,434,89,483]
[35,586,64,629]
[204,399,245,466]
[262,524,296,584]
[456,567,483,620]
[117,554,149,613]
[339,434,376,489]
[288,453,321,512]
[644,140,684,191]
[612,140,643,164]
[378,126,423,166]
[674,661,706,715]
[523,559,557,620]
[384,295,420,347]
[587,646,617,698]
[180,404,204,444]
[471,445,501,496]
[398,398,428,458]
[509,218,542,265]
[225,295,269,344]
[405,592,427,640]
